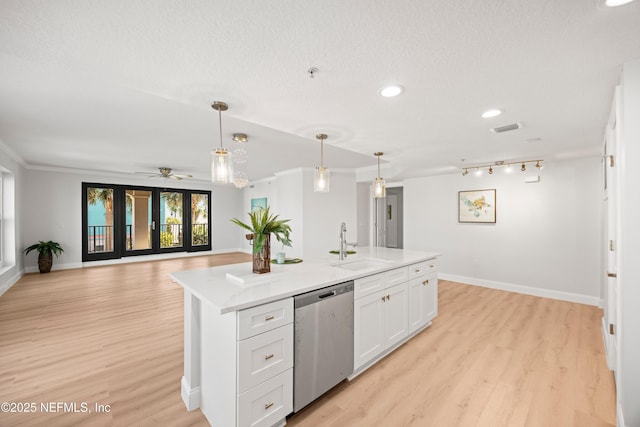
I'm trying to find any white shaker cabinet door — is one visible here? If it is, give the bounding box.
[354,291,385,370]
[383,282,409,348]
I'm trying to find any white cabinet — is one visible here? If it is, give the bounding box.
[382,282,409,347]
[354,270,409,372]
[353,289,385,368]
[199,297,293,427]
[354,260,437,374]
[408,272,438,333]
[236,299,293,427]
[408,260,438,334]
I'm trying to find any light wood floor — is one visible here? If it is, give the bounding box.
[0,254,615,427]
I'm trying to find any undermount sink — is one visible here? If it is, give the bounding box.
[332,258,392,271]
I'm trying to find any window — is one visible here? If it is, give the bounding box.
[0,172,3,264]
[0,170,17,270]
[82,183,211,262]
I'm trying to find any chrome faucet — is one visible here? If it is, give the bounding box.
[339,222,357,260]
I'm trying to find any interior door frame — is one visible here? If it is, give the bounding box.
[602,86,620,373]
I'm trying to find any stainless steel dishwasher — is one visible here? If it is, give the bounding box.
[293,280,354,412]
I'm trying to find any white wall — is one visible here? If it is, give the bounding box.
[301,169,357,259]
[21,169,244,271]
[0,143,24,295]
[238,176,283,254]
[356,182,370,246]
[238,169,357,260]
[404,157,602,305]
[274,171,302,258]
[619,59,640,427]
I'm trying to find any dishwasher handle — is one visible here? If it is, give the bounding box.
[318,291,336,299]
[294,281,354,309]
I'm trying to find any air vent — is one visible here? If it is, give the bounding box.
[490,122,522,133]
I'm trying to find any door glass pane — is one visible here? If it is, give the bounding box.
[161,192,183,248]
[126,189,153,251]
[87,187,114,254]
[191,193,209,246]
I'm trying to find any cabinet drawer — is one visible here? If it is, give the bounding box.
[237,324,293,394]
[237,368,293,427]
[408,260,437,279]
[386,266,408,286]
[354,273,386,299]
[238,298,293,340]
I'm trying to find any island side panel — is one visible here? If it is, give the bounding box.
[200,300,239,426]
[182,290,201,410]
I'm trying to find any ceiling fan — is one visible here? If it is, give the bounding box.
[135,167,193,180]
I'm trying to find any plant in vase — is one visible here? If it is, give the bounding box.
[231,207,292,274]
[24,240,64,273]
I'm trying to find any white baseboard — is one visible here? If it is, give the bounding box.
[618,402,625,427]
[439,273,600,306]
[0,268,24,297]
[24,262,83,274]
[81,248,246,268]
[181,376,200,411]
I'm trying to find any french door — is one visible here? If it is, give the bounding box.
[82,183,211,261]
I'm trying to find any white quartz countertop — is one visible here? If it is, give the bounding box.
[170,247,440,314]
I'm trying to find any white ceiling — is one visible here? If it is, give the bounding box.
[1,0,639,183]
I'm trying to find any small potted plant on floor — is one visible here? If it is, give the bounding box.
[24,241,64,273]
[231,207,292,274]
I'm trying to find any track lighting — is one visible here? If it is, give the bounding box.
[460,159,544,176]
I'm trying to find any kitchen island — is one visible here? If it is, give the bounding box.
[170,247,439,427]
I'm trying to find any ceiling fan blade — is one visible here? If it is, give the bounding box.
[170,175,183,180]
[173,174,193,179]
[134,171,161,178]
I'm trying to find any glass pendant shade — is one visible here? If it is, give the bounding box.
[314,133,330,193]
[211,148,233,183]
[314,166,330,192]
[373,177,386,198]
[373,152,386,198]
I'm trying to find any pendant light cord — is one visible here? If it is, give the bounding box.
[218,108,223,149]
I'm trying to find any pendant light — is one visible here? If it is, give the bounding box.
[373,152,386,198]
[232,133,249,189]
[211,101,233,183]
[314,133,330,193]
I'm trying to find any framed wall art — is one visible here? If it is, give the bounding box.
[251,197,267,211]
[458,189,496,223]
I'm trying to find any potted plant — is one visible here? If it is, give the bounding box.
[231,207,292,274]
[24,240,64,273]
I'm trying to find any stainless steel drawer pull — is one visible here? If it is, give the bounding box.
[264,402,274,410]
[429,264,435,268]
[264,353,274,360]
[415,269,421,273]
[265,315,275,321]
[423,279,429,285]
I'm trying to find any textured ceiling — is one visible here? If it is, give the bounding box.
[1,0,639,182]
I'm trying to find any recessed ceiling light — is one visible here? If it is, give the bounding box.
[481,109,502,118]
[605,0,637,6]
[380,85,404,97]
